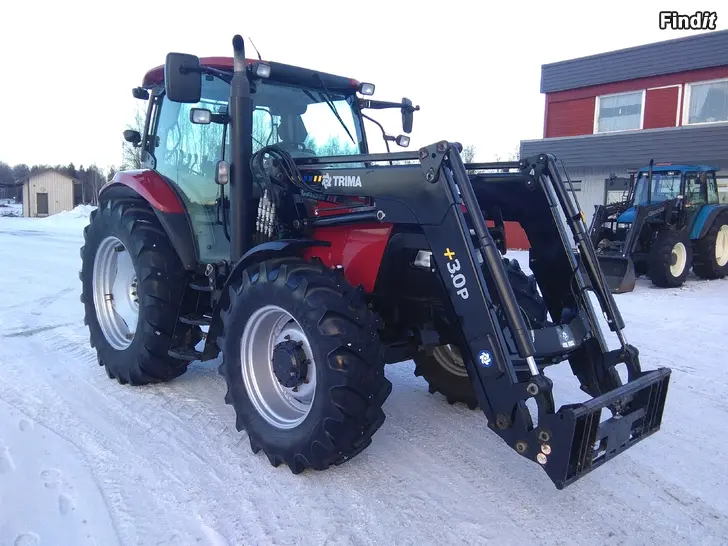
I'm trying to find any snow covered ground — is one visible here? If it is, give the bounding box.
[0,205,727,546]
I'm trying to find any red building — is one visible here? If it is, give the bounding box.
[515,29,728,249]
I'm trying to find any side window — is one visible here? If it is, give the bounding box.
[685,174,707,207]
[707,173,720,204]
[155,77,230,205]
[253,107,280,152]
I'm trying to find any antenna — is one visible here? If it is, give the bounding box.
[249,37,262,61]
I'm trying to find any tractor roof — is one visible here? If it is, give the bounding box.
[637,164,718,174]
[142,56,362,93]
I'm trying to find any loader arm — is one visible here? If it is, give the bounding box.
[294,143,671,489]
[588,200,631,247]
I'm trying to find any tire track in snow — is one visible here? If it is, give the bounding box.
[2,220,728,545]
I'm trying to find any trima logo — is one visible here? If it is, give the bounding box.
[323,172,362,189]
[659,11,718,30]
[302,172,362,190]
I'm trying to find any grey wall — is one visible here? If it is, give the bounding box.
[520,123,728,171]
[541,30,728,93]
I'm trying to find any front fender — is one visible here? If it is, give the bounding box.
[99,171,198,270]
[203,239,331,358]
[690,204,728,240]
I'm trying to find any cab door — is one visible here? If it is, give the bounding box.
[682,172,709,232]
[151,76,232,264]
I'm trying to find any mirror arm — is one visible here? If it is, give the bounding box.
[361,113,392,153]
[359,98,407,111]
[180,64,233,83]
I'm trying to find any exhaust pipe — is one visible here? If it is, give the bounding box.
[229,35,254,261]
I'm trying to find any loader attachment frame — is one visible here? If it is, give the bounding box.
[294,143,671,488]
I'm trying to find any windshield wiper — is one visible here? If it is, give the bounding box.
[311,74,356,145]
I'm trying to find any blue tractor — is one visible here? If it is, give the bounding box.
[589,160,728,293]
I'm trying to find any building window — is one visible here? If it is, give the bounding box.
[685,78,728,125]
[595,90,644,133]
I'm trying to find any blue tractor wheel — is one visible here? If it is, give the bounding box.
[693,210,728,280]
[648,228,692,288]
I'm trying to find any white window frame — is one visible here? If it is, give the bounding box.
[682,77,728,126]
[593,89,646,134]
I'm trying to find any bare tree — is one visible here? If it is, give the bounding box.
[121,105,146,171]
[461,144,476,163]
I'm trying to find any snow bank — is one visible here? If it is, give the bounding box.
[0,204,95,238]
[0,203,22,217]
[36,205,96,230]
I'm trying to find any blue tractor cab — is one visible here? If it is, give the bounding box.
[616,164,718,224]
[588,160,728,293]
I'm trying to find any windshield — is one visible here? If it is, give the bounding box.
[251,80,363,157]
[633,172,682,205]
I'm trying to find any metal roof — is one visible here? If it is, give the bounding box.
[541,30,728,93]
[520,123,728,170]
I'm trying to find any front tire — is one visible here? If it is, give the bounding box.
[648,228,692,288]
[692,211,728,280]
[80,198,201,385]
[218,257,392,473]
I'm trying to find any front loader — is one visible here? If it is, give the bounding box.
[79,34,671,490]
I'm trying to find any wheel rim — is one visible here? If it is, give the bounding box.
[432,345,469,378]
[670,241,687,277]
[241,305,317,429]
[92,236,139,350]
[716,225,728,267]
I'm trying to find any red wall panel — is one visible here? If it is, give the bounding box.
[505,222,530,250]
[545,97,595,137]
[543,65,728,137]
[644,86,679,129]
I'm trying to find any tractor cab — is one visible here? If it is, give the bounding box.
[616,164,719,224]
[130,57,418,264]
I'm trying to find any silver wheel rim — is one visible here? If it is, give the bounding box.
[716,225,728,267]
[92,236,139,350]
[241,305,316,429]
[432,344,468,378]
[670,241,687,277]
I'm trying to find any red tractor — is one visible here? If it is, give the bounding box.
[80,35,671,489]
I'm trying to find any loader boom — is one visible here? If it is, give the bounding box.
[293,143,671,488]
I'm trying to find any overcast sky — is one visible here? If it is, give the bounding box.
[1,0,725,171]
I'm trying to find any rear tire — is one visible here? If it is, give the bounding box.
[413,257,548,409]
[648,228,692,288]
[80,198,201,385]
[692,211,728,280]
[218,257,392,473]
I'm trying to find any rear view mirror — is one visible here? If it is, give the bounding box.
[401,97,419,134]
[123,129,141,147]
[164,52,202,103]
